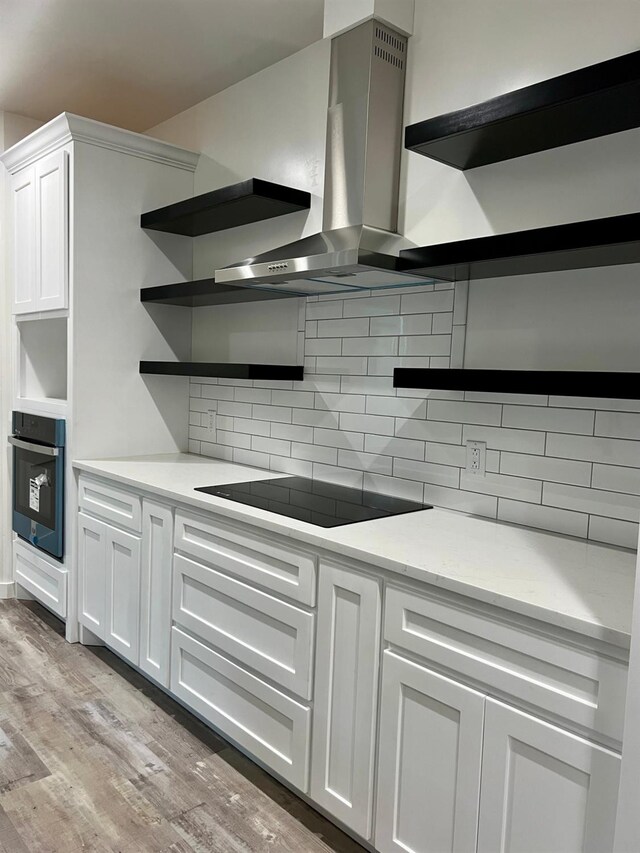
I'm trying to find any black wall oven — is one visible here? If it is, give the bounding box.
[10,412,66,559]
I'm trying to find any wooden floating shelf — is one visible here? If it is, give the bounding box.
[399,212,640,281]
[140,278,297,307]
[405,50,640,169]
[140,362,304,381]
[141,178,311,237]
[393,368,640,400]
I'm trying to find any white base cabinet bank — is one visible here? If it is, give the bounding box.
[76,472,627,853]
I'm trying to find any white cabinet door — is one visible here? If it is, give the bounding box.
[139,500,173,686]
[78,512,107,638]
[35,149,68,311]
[104,523,141,665]
[11,166,37,314]
[478,699,621,853]
[375,651,485,853]
[310,561,382,839]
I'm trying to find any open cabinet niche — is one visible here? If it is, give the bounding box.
[16,317,68,409]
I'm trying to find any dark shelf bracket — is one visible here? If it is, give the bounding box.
[405,49,640,169]
[141,178,311,237]
[393,368,640,400]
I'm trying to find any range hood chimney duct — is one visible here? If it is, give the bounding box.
[216,20,433,295]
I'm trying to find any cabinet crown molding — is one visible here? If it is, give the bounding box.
[1,112,199,173]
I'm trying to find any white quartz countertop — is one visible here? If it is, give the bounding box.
[73,453,637,648]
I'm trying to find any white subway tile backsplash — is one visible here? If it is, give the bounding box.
[589,516,639,549]
[366,395,427,419]
[592,463,640,495]
[423,485,498,518]
[401,290,454,314]
[232,417,270,436]
[306,301,343,320]
[543,482,640,522]
[314,428,365,451]
[500,452,591,486]
[292,442,338,465]
[463,425,546,454]
[399,335,451,356]
[461,471,542,503]
[393,458,460,488]
[370,314,433,337]
[364,472,424,502]
[306,338,343,356]
[251,404,292,423]
[271,422,314,443]
[340,412,395,436]
[186,287,640,549]
[313,463,363,489]
[546,433,640,467]
[342,294,400,317]
[502,405,595,435]
[498,500,589,539]
[365,434,425,461]
[272,389,315,408]
[251,435,291,457]
[595,411,640,440]
[342,336,398,356]
[338,450,393,476]
[317,318,369,338]
[397,418,462,444]
[316,356,368,375]
[429,400,502,427]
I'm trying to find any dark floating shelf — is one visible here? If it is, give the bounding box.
[140,278,297,307]
[140,362,304,381]
[141,178,311,237]
[394,368,640,400]
[405,50,640,169]
[399,212,640,282]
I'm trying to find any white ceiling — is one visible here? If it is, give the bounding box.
[0,0,324,132]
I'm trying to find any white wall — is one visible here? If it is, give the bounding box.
[0,111,43,597]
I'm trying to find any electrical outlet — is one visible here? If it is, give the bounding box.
[206,409,217,439]
[466,440,486,476]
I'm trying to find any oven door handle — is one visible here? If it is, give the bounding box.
[8,436,60,457]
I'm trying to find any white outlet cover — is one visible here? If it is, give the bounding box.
[466,440,486,476]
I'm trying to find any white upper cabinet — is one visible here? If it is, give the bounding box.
[11,149,68,315]
[11,165,37,313]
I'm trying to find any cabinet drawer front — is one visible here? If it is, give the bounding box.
[175,510,316,605]
[79,476,142,533]
[385,585,627,744]
[14,540,67,618]
[173,555,314,698]
[170,627,310,791]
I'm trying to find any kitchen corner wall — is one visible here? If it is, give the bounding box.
[148,1,640,550]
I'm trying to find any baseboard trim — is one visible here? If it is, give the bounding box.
[0,580,16,599]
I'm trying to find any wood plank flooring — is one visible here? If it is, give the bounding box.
[0,600,365,853]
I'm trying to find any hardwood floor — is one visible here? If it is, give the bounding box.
[0,600,365,853]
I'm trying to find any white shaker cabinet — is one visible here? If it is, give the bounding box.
[11,149,68,314]
[310,561,382,839]
[477,699,621,853]
[139,500,173,686]
[77,511,107,638]
[103,524,141,665]
[374,651,485,853]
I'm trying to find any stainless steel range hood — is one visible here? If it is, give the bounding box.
[215,20,434,295]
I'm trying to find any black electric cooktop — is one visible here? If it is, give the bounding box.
[195,476,432,528]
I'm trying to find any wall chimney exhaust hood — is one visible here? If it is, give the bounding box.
[215,20,435,295]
